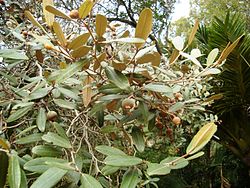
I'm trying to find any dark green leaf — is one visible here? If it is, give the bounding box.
[30,167,67,188]
[131,126,145,153]
[32,145,62,157]
[99,84,123,94]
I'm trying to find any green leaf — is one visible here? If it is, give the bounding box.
[131,126,145,153]
[105,66,130,90]
[99,83,122,94]
[186,151,204,161]
[15,133,43,144]
[104,155,142,167]
[79,0,94,19]
[20,170,28,188]
[48,60,87,84]
[168,102,184,113]
[54,99,76,109]
[68,33,90,50]
[32,145,62,157]
[103,38,145,44]
[101,165,120,176]
[37,108,46,132]
[30,167,67,188]
[186,122,217,155]
[121,168,140,188]
[8,154,21,188]
[24,157,68,173]
[45,161,75,171]
[26,87,51,101]
[42,132,72,148]
[52,122,68,139]
[0,151,8,188]
[147,163,171,176]
[80,174,103,188]
[206,48,219,66]
[57,87,80,100]
[0,49,28,60]
[7,106,32,123]
[95,145,126,156]
[160,157,189,170]
[144,83,173,97]
[71,46,91,59]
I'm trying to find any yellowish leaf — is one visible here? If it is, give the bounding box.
[68,33,90,50]
[186,122,217,155]
[96,14,108,38]
[43,0,54,27]
[71,46,91,58]
[45,5,72,20]
[112,60,126,71]
[94,53,106,71]
[24,11,46,33]
[82,76,93,107]
[169,49,179,64]
[217,35,244,64]
[79,0,94,19]
[53,22,67,47]
[120,30,130,38]
[0,138,10,150]
[188,19,199,46]
[135,8,153,49]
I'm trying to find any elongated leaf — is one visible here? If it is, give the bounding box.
[24,11,45,32]
[147,163,171,176]
[144,83,173,97]
[20,170,27,188]
[8,154,21,188]
[160,157,189,169]
[121,168,140,188]
[45,162,75,171]
[30,167,67,188]
[26,87,51,101]
[79,0,94,19]
[96,14,107,37]
[101,165,120,176]
[186,151,204,160]
[82,76,93,107]
[52,122,68,139]
[105,66,130,90]
[32,145,62,157]
[45,5,71,20]
[24,157,68,173]
[71,46,91,59]
[206,48,219,66]
[131,126,145,153]
[186,122,217,155]
[0,138,10,150]
[104,155,142,167]
[54,99,76,109]
[99,83,122,94]
[53,22,67,47]
[188,20,199,46]
[57,87,79,100]
[80,174,103,188]
[15,133,43,144]
[0,151,8,188]
[49,60,87,84]
[68,33,90,50]
[135,8,153,48]
[42,132,72,148]
[37,108,46,132]
[0,49,28,60]
[7,106,32,123]
[43,0,54,27]
[168,102,184,113]
[103,37,145,44]
[179,51,202,67]
[96,145,126,156]
[200,68,221,76]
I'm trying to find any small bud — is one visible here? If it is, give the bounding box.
[172,116,181,125]
[47,111,58,121]
[69,10,79,19]
[121,98,135,110]
[44,43,53,50]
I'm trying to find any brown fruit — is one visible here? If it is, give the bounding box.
[47,111,58,121]
[44,43,53,50]
[172,116,181,125]
[69,10,79,19]
[121,98,135,110]
[174,92,183,101]
[22,30,28,36]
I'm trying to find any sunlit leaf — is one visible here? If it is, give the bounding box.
[188,19,199,46]
[172,36,184,51]
[206,48,219,66]
[53,22,67,47]
[96,14,107,37]
[80,174,103,188]
[30,167,67,188]
[135,8,153,48]
[200,68,221,76]
[79,0,94,19]
[42,0,54,27]
[186,122,217,155]
[186,151,204,160]
[121,168,140,188]
[82,76,93,107]
[42,132,72,148]
[144,83,173,97]
[103,37,145,44]
[68,33,90,50]
[147,163,171,176]
[160,157,189,169]
[45,5,72,20]
[0,138,10,150]
[24,11,45,32]
[71,46,91,58]
[168,102,184,113]
[179,51,202,67]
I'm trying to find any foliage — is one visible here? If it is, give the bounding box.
[0,0,226,187]
[196,13,250,167]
